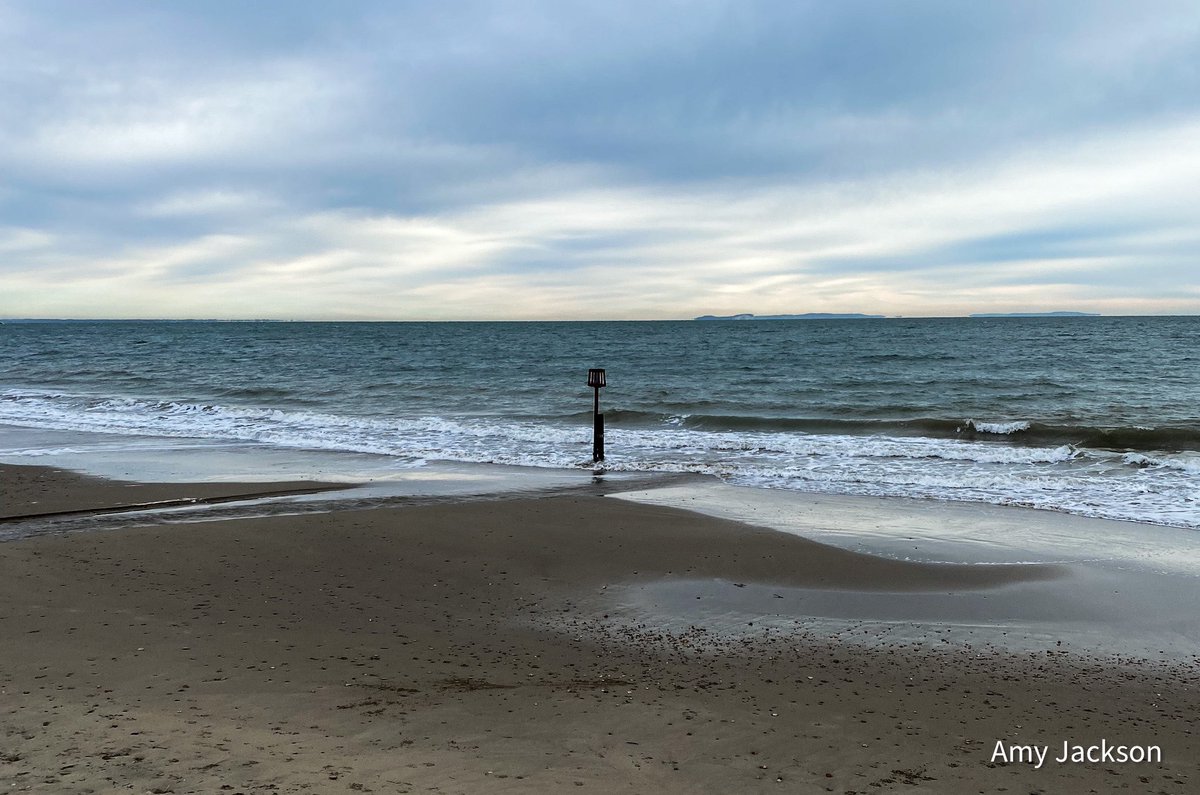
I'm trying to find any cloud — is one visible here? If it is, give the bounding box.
[1,0,1198,318]
[0,226,54,255]
[137,189,280,219]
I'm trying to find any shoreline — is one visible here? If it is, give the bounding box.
[1,463,1198,792]
[3,420,1197,541]
[2,415,1197,531]
[0,463,352,522]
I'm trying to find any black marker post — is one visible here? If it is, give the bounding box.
[587,368,606,464]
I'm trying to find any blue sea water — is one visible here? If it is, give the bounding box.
[1,317,1197,527]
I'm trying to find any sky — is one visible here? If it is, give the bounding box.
[2,1,1199,320]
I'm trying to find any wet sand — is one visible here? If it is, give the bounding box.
[1,464,1197,793]
[0,463,344,520]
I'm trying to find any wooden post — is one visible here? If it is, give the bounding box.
[593,408,604,463]
[587,368,607,463]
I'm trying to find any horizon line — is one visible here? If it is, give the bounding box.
[6,313,1200,323]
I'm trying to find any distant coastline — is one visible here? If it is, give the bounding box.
[693,311,1103,321]
[968,311,1101,318]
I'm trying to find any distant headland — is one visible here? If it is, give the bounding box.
[692,311,1103,321]
[694,313,885,321]
[968,311,1101,318]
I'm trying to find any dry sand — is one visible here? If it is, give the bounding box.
[1,463,1196,793]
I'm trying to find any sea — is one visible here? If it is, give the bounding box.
[1,316,1197,529]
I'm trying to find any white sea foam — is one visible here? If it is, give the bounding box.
[1124,453,1156,468]
[2,388,1197,529]
[966,419,1032,434]
[1123,451,1200,474]
[0,446,86,457]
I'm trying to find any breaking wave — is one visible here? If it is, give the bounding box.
[565,409,1200,452]
[1,387,1198,528]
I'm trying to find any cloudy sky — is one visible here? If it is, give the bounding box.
[2,1,1199,319]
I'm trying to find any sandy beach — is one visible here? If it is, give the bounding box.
[1,463,1197,793]
[8,2,1200,791]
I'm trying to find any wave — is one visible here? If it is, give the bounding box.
[0,389,1082,467]
[964,421,1200,452]
[964,419,1031,434]
[2,388,1197,528]
[1122,452,1200,475]
[0,394,1170,481]
[569,409,1200,452]
[8,388,1198,459]
[0,389,588,462]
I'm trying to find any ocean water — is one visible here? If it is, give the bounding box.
[1,317,1197,527]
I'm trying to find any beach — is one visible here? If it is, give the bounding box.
[2,463,1197,793]
[7,2,1200,790]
